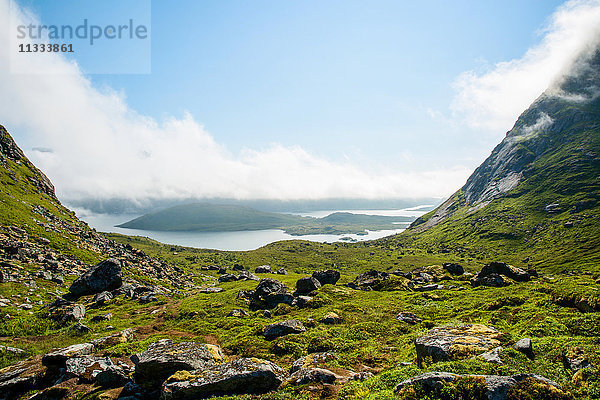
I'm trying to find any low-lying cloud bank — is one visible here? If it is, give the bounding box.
[451,0,600,133]
[0,0,470,203]
[1,0,599,205]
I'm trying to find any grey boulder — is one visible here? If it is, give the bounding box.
[263,320,306,340]
[69,259,123,297]
[160,358,286,399]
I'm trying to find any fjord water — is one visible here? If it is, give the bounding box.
[76,207,430,251]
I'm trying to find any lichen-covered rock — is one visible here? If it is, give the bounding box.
[319,312,341,324]
[134,340,224,387]
[66,355,113,382]
[160,358,286,399]
[69,259,123,297]
[312,270,340,285]
[263,320,306,340]
[415,324,503,364]
[290,352,336,373]
[0,358,45,400]
[295,276,321,295]
[42,343,95,368]
[394,371,567,400]
[396,312,422,325]
[286,367,336,386]
[91,328,134,349]
[249,278,294,310]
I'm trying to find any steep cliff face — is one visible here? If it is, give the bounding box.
[412,45,600,231]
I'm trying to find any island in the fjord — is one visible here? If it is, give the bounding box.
[116,203,415,235]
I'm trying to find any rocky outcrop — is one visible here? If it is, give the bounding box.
[248,278,294,310]
[295,276,321,295]
[286,367,336,386]
[348,270,389,291]
[312,270,340,285]
[290,352,336,373]
[42,343,95,369]
[394,371,568,400]
[471,262,535,287]
[69,259,123,296]
[160,358,286,399]
[415,324,504,364]
[133,340,224,387]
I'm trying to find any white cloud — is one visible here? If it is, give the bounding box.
[0,0,471,202]
[451,0,600,133]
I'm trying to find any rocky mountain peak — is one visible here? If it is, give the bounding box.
[0,124,57,200]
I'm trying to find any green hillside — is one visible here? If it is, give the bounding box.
[117,203,414,235]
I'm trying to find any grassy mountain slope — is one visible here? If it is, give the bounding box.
[393,50,600,274]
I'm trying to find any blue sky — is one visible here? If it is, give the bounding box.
[2,0,598,201]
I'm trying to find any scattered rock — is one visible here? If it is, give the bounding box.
[276,268,288,275]
[92,291,113,307]
[91,328,135,349]
[70,322,90,334]
[0,345,24,355]
[478,346,503,364]
[237,270,259,281]
[295,276,321,295]
[263,320,306,340]
[348,270,389,291]
[133,339,224,387]
[218,274,238,283]
[545,203,561,213]
[69,259,123,297]
[291,295,314,309]
[513,338,534,359]
[312,270,340,285]
[319,312,341,324]
[90,313,112,322]
[415,324,503,364]
[0,359,45,399]
[394,371,566,400]
[160,358,286,399]
[227,309,249,318]
[351,371,374,381]
[396,312,422,325]
[442,263,464,275]
[286,367,336,386]
[290,352,336,373]
[249,279,294,311]
[255,265,271,273]
[471,262,531,288]
[199,287,223,294]
[563,348,591,371]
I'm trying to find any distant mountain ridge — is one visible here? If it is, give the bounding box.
[117,203,415,235]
